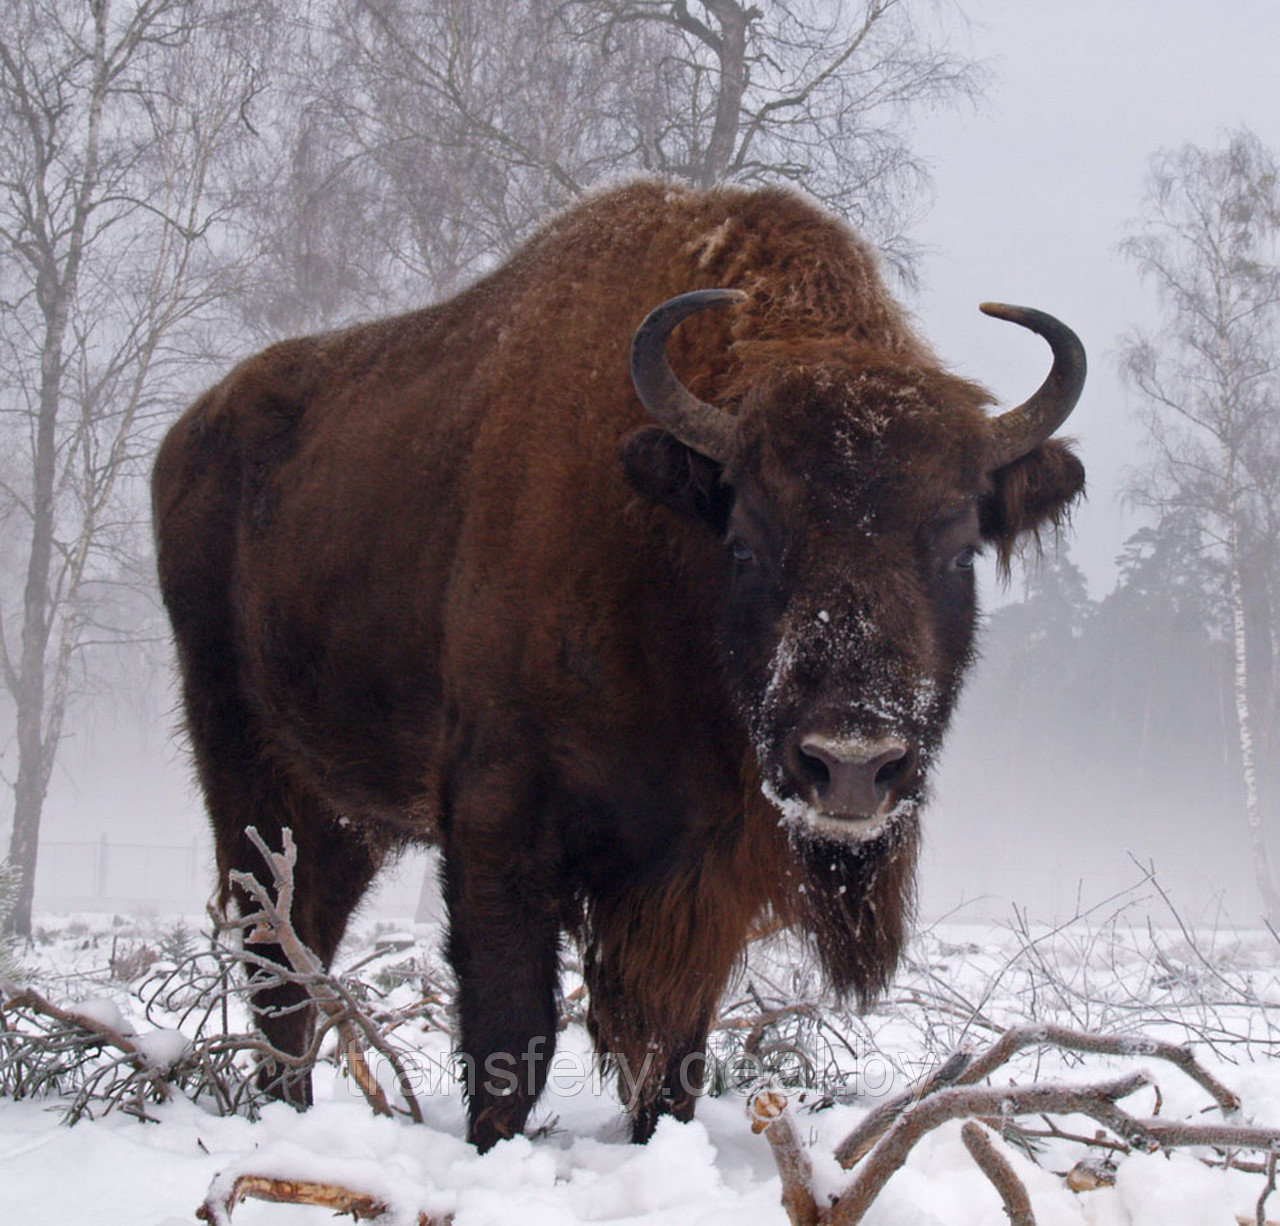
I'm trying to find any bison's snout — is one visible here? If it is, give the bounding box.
[792,734,917,819]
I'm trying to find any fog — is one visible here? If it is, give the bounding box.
[7,0,1279,930]
[911,0,1280,921]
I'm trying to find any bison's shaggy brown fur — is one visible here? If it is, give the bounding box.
[153,179,1084,1150]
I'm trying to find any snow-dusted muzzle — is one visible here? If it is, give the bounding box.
[749,608,944,843]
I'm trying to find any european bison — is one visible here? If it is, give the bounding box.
[152,180,1085,1150]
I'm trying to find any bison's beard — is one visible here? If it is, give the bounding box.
[786,809,919,1006]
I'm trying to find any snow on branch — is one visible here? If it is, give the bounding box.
[747,1021,1280,1225]
[0,979,175,1121]
[0,828,444,1125]
[749,1087,820,1226]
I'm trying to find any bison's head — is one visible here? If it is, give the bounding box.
[623,290,1085,845]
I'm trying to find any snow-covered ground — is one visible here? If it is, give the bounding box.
[2,899,1278,1225]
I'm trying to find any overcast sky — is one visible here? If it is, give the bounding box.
[909,0,1280,597]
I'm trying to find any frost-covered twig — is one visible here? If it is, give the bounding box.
[0,981,169,1098]
[0,979,176,1121]
[1112,1116,1280,1152]
[1257,1152,1277,1226]
[833,1020,1239,1171]
[223,826,425,1123]
[834,1046,974,1168]
[753,1003,1280,1226]
[955,1024,1241,1115]
[0,967,319,1123]
[1133,854,1255,1002]
[960,1121,1034,1226]
[1,844,443,1125]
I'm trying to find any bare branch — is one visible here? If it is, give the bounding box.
[225,827,425,1123]
[828,1073,1151,1224]
[196,1171,453,1224]
[955,1023,1241,1118]
[0,980,172,1105]
[746,1089,820,1226]
[834,1045,974,1167]
[1258,1152,1278,1226]
[960,1122,1035,1226]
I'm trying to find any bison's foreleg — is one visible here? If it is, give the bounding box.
[624,1034,711,1144]
[585,953,722,1143]
[584,875,751,1143]
[442,807,562,1153]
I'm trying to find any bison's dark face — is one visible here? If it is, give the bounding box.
[623,292,1086,844]
[714,363,993,842]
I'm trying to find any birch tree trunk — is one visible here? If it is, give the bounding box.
[1121,130,1280,927]
[1226,508,1279,925]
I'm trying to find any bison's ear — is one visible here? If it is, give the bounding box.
[620,425,734,533]
[979,438,1085,574]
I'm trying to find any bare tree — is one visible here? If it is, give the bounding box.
[261,0,982,319]
[0,0,264,937]
[288,0,675,300]
[563,0,981,273]
[1121,130,1280,926]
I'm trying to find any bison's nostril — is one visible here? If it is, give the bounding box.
[794,734,917,818]
[872,745,915,796]
[795,747,832,795]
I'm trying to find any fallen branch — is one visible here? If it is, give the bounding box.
[0,982,171,1104]
[835,1021,1241,1172]
[195,1172,452,1225]
[755,1026,1280,1226]
[1118,1117,1280,1152]
[828,1072,1151,1224]
[0,979,182,1121]
[961,1121,1034,1226]
[834,1046,974,1167]
[0,955,361,1123]
[954,1024,1241,1116]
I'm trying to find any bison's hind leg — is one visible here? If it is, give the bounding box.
[156,396,384,1106]
[173,623,381,1106]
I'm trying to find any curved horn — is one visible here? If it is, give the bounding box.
[980,303,1087,470]
[630,288,746,463]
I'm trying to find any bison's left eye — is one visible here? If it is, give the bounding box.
[730,538,757,568]
[950,546,978,572]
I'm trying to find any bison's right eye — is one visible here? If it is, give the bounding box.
[730,538,757,568]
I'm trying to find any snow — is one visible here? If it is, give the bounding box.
[133,1027,192,1071]
[72,996,133,1035]
[3,912,1278,1225]
[1112,1152,1238,1226]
